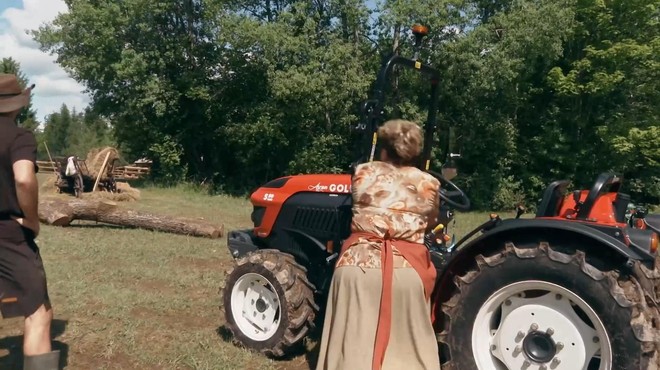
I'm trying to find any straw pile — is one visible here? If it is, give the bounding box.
[87,182,141,202]
[39,175,59,195]
[86,147,120,179]
[38,175,140,202]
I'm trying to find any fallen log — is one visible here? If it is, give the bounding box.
[38,198,224,238]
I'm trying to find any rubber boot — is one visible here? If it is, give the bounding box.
[23,350,60,370]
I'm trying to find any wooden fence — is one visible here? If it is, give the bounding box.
[113,165,151,181]
[36,160,151,181]
[36,160,57,173]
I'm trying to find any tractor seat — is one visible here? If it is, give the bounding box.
[536,180,570,218]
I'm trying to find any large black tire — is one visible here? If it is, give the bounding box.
[221,249,319,357]
[438,242,660,370]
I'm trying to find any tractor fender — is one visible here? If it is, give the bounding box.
[282,228,327,253]
[436,218,652,299]
[276,228,334,267]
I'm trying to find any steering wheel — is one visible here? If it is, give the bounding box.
[427,170,471,211]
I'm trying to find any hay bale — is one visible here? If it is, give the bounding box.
[86,147,120,179]
[116,182,141,201]
[39,175,59,195]
[86,182,140,202]
[87,191,137,202]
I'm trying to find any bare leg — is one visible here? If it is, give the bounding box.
[22,304,59,370]
[23,303,53,356]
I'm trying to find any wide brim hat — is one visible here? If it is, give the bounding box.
[0,74,34,113]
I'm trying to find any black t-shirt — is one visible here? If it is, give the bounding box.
[0,116,39,218]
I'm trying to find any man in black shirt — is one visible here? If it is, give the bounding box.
[0,74,59,369]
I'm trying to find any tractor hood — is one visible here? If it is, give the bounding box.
[254,174,352,197]
[250,173,352,238]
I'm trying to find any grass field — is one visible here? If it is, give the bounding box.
[0,175,516,370]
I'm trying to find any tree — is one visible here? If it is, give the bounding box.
[542,0,660,204]
[215,2,376,189]
[34,0,375,192]
[41,104,72,157]
[0,57,39,132]
[33,0,660,206]
[421,0,579,208]
[35,0,223,182]
[40,104,114,158]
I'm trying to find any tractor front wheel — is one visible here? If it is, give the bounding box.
[439,242,659,370]
[221,249,319,357]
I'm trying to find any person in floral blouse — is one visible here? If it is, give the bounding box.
[316,119,441,370]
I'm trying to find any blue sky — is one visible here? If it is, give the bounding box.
[0,0,89,123]
[0,0,20,28]
[0,0,23,11]
[0,0,22,26]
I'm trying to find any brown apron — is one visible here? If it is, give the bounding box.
[341,231,437,370]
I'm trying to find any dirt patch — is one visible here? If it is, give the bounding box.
[130,307,212,331]
[173,256,224,271]
[68,349,152,370]
[82,300,106,314]
[134,278,175,295]
[185,287,216,301]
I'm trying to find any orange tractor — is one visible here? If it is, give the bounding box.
[221,25,660,369]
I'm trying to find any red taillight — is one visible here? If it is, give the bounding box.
[635,218,645,229]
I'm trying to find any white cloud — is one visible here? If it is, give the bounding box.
[0,0,90,123]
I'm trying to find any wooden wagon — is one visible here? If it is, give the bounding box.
[53,156,117,197]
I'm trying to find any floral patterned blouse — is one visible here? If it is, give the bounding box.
[336,161,441,269]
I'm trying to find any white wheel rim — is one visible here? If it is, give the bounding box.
[472,280,612,370]
[230,272,281,341]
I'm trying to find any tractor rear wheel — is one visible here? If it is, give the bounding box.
[221,249,319,357]
[438,242,659,370]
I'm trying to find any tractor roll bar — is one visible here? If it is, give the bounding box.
[358,53,441,171]
[576,173,624,220]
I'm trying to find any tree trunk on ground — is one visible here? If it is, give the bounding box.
[38,198,224,238]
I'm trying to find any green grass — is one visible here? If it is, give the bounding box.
[0,175,520,369]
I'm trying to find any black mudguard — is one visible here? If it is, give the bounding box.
[227,229,260,259]
[645,213,660,235]
[227,227,330,262]
[434,218,656,298]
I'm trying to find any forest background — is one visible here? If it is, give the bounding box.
[3,0,659,210]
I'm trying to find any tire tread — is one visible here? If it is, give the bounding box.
[222,249,318,358]
[438,242,660,369]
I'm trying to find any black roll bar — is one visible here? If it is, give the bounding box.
[357,54,441,171]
